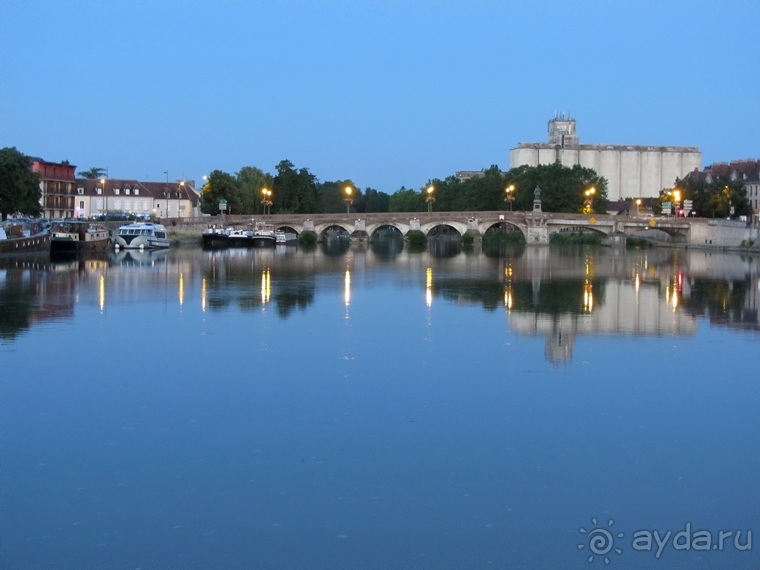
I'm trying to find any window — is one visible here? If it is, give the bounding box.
[125,188,130,195]
[135,189,139,195]
[114,188,120,195]
[77,187,84,195]
[96,187,102,195]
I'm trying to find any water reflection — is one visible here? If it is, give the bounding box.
[2,246,759,361]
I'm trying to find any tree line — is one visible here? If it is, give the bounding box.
[199,160,611,216]
[3,145,754,220]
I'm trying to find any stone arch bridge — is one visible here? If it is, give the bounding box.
[185,211,695,244]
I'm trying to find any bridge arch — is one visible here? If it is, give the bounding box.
[481,220,528,240]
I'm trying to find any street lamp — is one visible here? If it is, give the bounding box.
[261,188,273,215]
[344,186,353,214]
[164,171,169,219]
[504,184,515,211]
[100,177,107,220]
[583,186,596,214]
[179,181,185,220]
[673,189,682,216]
[425,185,435,213]
[635,198,642,216]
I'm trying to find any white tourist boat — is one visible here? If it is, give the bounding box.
[113,222,170,249]
[275,230,298,245]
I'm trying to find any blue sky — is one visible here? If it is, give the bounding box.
[2,0,758,194]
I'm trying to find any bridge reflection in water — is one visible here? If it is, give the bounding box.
[1,243,758,364]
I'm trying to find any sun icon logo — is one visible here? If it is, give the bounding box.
[578,517,624,564]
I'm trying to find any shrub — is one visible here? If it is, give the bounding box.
[406,230,427,246]
[299,231,317,245]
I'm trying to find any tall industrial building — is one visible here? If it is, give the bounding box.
[509,114,702,200]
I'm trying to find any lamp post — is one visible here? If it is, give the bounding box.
[636,198,642,216]
[344,186,353,214]
[164,171,169,219]
[583,186,596,214]
[179,181,185,220]
[504,184,515,211]
[425,185,435,213]
[100,177,107,220]
[261,188,273,215]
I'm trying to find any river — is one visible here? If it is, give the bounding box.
[1,241,758,569]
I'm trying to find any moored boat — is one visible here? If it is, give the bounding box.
[113,222,170,249]
[50,220,111,255]
[250,221,276,247]
[228,228,253,247]
[0,219,51,256]
[202,224,231,249]
[275,230,298,245]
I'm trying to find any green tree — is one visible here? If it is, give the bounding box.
[200,170,241,215]
[77,166,107,179]
[319,179,363,213]
[273,160,320,213]
[388,186,425,212]
[671,176,750,218]
[363,187,390,212]
[506,163,608,213]
[0,147,42,220]
[458,166,507,211]
[237,166,273,215]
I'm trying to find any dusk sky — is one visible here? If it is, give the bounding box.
[2,1,758,194]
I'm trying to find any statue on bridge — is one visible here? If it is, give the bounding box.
[533,186,542,213]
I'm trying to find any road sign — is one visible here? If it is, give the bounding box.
[683,199,693,216]
[219,199,228,211]
[662,201,671,215]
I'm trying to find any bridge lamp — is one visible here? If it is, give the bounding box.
[426,185,435,213]
[583,186,596,214]
[344,186,353,214]
[636,198,642,215]
[261,188,273,215]
[504,184,515,211]
[100,177,107,218]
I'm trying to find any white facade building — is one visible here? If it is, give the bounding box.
[509,114,701,200]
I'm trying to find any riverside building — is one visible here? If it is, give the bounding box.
[509,114,701,201]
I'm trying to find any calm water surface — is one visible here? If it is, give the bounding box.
[1,241,759,569]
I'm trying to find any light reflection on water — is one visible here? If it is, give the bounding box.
[1,243,759,569]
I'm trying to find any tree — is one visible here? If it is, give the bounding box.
[363,188,390,212]
[388,186,425,212]
[671,176,751,218]
[78,167,107,179]
[319,179,364,213]
[0,147,42,220]
[273,160,320,214]
[506,163,608,213]
[237,166,273,215]
[200,170,241,215]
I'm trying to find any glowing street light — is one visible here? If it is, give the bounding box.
[100,177,108,219]
[583,186,596,214]
[179,180,185,220]
[425,185,435,213]
[344,186,353,214]
[504,184,515,211]
[261,188,273,215]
